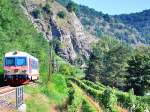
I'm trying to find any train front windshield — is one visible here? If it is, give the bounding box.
[5,57,27,66]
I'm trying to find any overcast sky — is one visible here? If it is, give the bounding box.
[72,0,150,15]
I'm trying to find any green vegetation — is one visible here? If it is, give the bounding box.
[127,46,150,96]
[116,10,150,44]
[57,11,66,19]
[67,81,99,112]
[82,99,98,112]
[25,86,50,112]
[101,88,117,111]
[70,78,150,111]
[86,37,150,96]
[59,64,76,76]
[41,73,68,105]
[31,9,42,19]
[25,73,69,112]
[42,3,52,14]
[66,1,77,13]
[67,83,83,112]
[86,37,132,89]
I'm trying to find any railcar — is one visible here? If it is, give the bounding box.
[3,51,39,85]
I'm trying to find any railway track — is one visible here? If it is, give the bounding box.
[0,86,15,96]
[0,80,38,96]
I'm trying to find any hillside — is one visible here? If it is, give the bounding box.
[76,6,141,44]
[22,0,96,63]
[0,0,150,112]
[115,9,150,44]
[57,0,150,45]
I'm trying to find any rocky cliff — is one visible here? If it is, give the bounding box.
[21,0,96,63]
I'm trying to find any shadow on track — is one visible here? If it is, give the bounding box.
[0,73,5,87]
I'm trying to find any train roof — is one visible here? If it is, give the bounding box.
[5,51,38,61]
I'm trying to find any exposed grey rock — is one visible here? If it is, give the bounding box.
[21,0,97,62]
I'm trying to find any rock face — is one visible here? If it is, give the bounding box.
[22,0,96,62]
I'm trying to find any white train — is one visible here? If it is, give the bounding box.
[3,51,39,85]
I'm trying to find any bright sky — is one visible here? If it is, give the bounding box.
[72,0,150,15]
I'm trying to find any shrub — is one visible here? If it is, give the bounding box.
[128,89,136,107]
[42,3,52,14]
[69,78,102,101]
[41,74,68,104]
[82,80,105,91]
[134,102,149,112]
[82,100,97,112]
[57,11,66,19]
[67,85,83,112]
[66,1,77,12]
[101,88,117,110]
[116,89,136,108]
[59,64,76,76]
[31,9,41,19]
[135,106,145,112]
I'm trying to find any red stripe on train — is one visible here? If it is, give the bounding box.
[4,66,28,70]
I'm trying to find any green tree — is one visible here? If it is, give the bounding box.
[86,37,133,89]
[127,46,150,96]
[66,1,77,12]
[57,11,66,19]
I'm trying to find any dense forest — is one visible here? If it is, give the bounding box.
[86,37,150,96]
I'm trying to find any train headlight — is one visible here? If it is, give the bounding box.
[5,70,10,73]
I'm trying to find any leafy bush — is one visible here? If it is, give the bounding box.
[127,47,150,96]
[69,78,102,102]
[116,89,136,108]
[82,80,105,91]
[67,84,83,112]
[31,9,41,19]
[59,64,76,76]
[101,88,117,110]
[42,3,52,14]
[135,104,145,112]
[42,74,68,104]
[57,11,66,19]
[82,100,97,112]
[66,1,77,12]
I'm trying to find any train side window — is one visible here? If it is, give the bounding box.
[31,60,38,69]
[29,58,38,70]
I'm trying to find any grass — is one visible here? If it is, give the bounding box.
[25,73,69,112]
[25,94,50,112]
[25,85,50,112]
[41,73,68,105]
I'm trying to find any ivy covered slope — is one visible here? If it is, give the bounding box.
[0,0,48,77]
